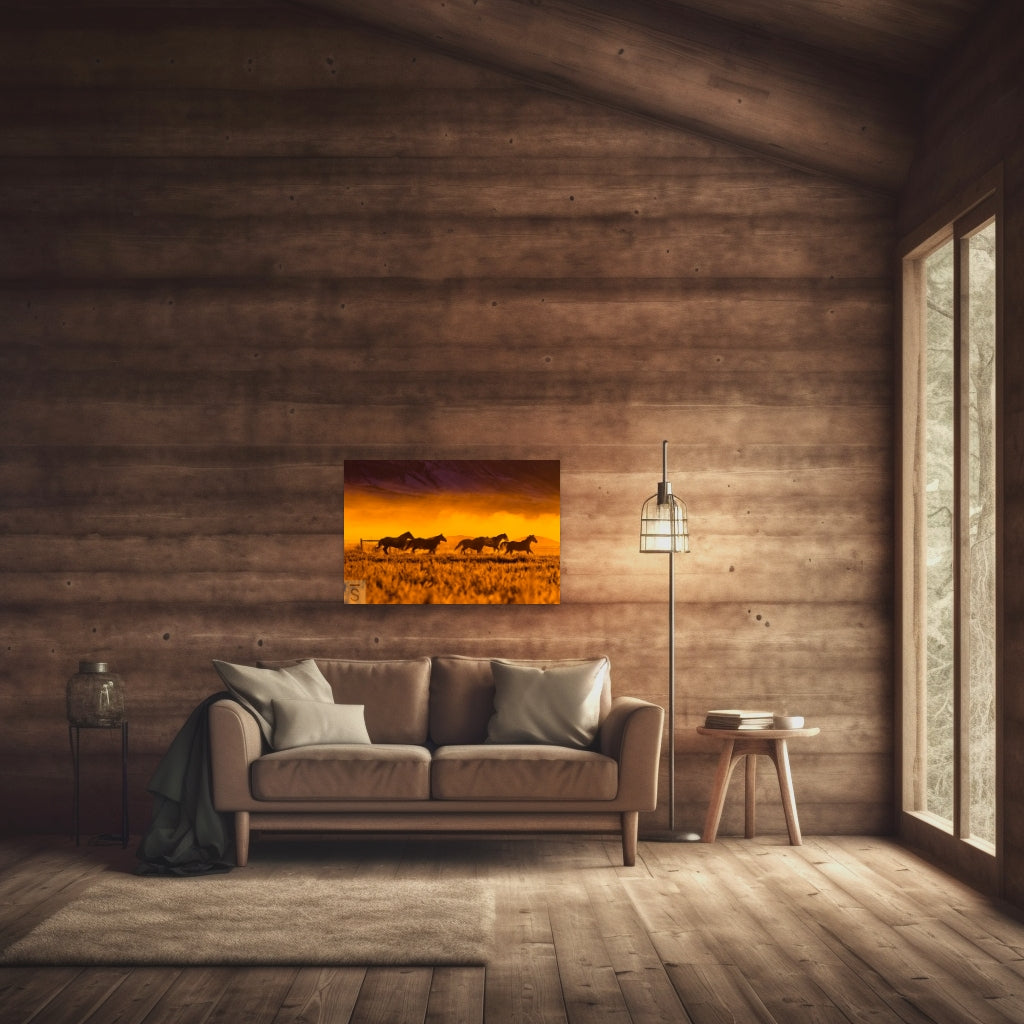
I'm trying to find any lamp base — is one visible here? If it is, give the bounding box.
[642,829,702,843]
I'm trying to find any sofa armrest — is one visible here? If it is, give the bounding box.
[599,696,664,810]
[209,698,263,811]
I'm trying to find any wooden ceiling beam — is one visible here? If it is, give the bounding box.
[297,0,917,192]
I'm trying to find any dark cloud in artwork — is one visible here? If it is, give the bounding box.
[344,460,560,515]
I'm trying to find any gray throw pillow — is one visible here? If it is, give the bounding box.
[212,658,334,744]
[486,657,609,748]
[271,699,372,750]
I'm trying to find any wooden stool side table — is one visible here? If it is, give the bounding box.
[696,726,820,845]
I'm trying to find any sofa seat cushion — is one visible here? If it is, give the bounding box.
[431,745,618,801]
[251,744,431,801]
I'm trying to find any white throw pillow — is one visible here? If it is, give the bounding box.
[271,699,372,750]
[212,658,334,744]
[486,657,609,749]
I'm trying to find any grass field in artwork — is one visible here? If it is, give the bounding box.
[344,547,560,605]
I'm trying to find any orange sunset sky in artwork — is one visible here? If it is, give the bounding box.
[343,460,560,550]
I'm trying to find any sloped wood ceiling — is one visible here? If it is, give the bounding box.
[298,0,991,192]
[668,0,989,78]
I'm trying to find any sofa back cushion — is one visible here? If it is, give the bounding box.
[318,658,431,744]
[429,656,495,746]
[429,655,612,746]
[262,657,431,745]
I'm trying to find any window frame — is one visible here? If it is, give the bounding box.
[897,181,1003,895]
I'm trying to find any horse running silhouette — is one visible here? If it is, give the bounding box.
[408,534,446,554]
[456,533,507,553]
[375,531,412,553]
[501,534,537,554]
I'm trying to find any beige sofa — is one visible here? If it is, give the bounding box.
[209,655,664,867]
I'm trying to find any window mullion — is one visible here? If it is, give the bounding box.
[953,231,969,841]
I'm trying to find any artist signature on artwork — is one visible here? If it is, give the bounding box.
[344,580,366,604]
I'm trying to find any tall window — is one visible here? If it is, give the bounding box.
[901,196,999,873]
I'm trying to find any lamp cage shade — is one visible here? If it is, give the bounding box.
[640,486,689,553]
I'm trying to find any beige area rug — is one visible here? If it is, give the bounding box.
[0,874,495,966]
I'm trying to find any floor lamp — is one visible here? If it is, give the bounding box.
[640,440,699,841]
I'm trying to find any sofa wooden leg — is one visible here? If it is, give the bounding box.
[621,810,639,866]
[234,811,250,867]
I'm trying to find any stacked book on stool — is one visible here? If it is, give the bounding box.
[703,709,774,730]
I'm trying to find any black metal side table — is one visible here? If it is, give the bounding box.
[66,660,129,847]
[69,721,129,847]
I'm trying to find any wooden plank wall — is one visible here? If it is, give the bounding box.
[0,2,896,840]
[897,0,1024,908]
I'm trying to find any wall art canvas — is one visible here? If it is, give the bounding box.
[343,460,560,605]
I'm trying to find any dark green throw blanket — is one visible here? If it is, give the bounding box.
[135,692,235,875]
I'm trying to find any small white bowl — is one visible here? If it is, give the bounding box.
[773,715,804,730]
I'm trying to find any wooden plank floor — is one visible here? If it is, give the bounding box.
[2,833,1024,1023]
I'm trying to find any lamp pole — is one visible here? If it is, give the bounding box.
[668,521,677,832]
[660,438,681,834]
[641,440,698,842]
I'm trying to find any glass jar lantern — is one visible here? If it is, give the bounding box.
[66,661,126,727]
